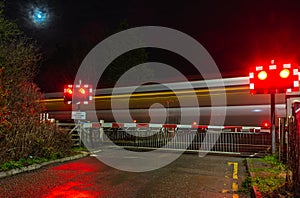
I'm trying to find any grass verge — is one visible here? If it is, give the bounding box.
[0,146,87,172]
[246,155,292,197]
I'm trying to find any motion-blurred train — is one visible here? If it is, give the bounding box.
[41,77,288,127]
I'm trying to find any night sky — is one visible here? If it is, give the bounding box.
[4,0,300,92]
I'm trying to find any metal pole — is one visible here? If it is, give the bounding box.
[271,93,276,154]
[78,79,82,146]
[278,118,282,160]
[78,103,82,146]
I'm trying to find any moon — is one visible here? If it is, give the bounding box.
[28,4,50,27]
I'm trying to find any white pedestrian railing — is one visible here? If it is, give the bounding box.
[56,122,271,155]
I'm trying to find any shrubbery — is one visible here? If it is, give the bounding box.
[0,2,73,166]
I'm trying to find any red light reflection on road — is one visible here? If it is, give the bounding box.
[51,162,98,172]
[42,181,103,198]
[43,159,103,197]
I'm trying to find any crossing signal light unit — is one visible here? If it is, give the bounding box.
[64,84,93,104]
[64,85,73,104]
[249,63,299,94]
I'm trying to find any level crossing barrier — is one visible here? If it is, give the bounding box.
[56,121,271,155]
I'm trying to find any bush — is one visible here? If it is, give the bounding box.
[0,121,73,165]
[0,2,73,166]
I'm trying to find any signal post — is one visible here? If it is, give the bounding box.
[64,82,93,146]
[249,60,299,154]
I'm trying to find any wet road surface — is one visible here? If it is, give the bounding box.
[0,153,250,198]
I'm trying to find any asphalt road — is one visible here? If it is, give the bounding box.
[0,153,250,198]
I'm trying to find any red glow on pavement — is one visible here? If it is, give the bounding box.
[51,162,97,172]
[42,181,103,198]
[44,159,104,197]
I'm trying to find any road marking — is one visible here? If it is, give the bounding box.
[228,162,239,198]
[228,162,238,179]
[223,162,239,197]
[232,182,238,192]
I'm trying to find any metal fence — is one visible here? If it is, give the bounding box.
[56,122,272,155]
[102,128,271,155]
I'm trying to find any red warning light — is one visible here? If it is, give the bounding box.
[258,71,267,80]
[249,62,299,94]
[262,121,270,128]
[79,87,86,94]
[64,84,93,105]
[66,88,73,94]
[74,84,92,104]
[279,69,290,78]
[64,85,73,104]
